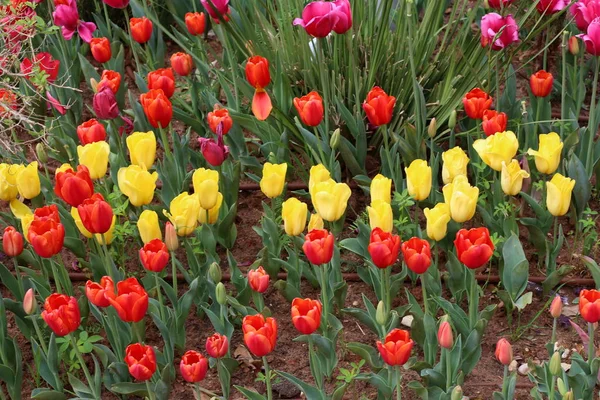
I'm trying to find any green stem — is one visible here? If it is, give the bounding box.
[308,336,323,390]
[502,365,508,397]
[560,32,567,139]
[586,58,600,174]
[445,348,452,391]
[421,274,429,316]
[319,263,329,334]
[49,259,63,294]
[316,39,330,137]
[154,273,165,321]
[101,233,117,284]
[158,124,173,160]
[549,375,556,400]
[395,365,402,400]
[133,320,145,343]
[171,253,177,299]
[551,317,557,346]
[253,291,265,313]
[263,356,272,400]
[70,334,98,399]
[102,1,112,38]
[313,126,327,166]
[31,316,48,355]
[145,380,156,400]
[468,269,478,329]
[123,8,141,72]
[533,96,542,140]
[588,322,595,364]
[12,258,23,298]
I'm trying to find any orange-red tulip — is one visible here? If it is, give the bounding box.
[302,229,334,265]
[130,17,152,44]
[207,106,233,135]
[54,165,94,207]
[205,333,228,358]
[170,52,193,76]
[463,88,493,120]
[291,297,322,335]
[77,193,113,234]
[97,70,121,94]
[77,119,106,145]
[147,68,175,98]
[376,329,413,366]
[401,237,431,274]
[248,266,269,293]
[245,56,270,89]
[90,37,111,63]
[362,86,396,127]
[180,350,208,383]
[33,205,61,223]
[139,238,169,273]
[85,276,115,308]
[438,321,453,349]
[293,91,324,127]
[242,314,277,357]
[579,289,600,323]
[140,89,173,128]
[125,343,156,381]
[454,227,494,269]
[41,293,80,336]
[495,338,513,365]
[106,277,149,322]
[481,110,507,137]
[2,226,23,257]
[368,227,400,269]
[28,218,65,258]
[530,70,553,98]
[185,12,206,36]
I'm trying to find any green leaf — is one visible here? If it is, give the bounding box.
[514,292,533,311]
[501,234,529,302]
[582,257,600,289]
[277,371,325,400]
[110,382,148,396]
[345,342,383,369]
[234,386,266,400]
[30,389,67,400]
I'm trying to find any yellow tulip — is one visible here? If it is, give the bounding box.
[71,207,116,244]
[0,164,23,201]
[423,203,451,241]
[77,141,110,179]
[308,213,324,231]
[405,159,432,201]
[367,200,393,233]
[312,179,352,222]
[546,173,575,216]
[442,175,479,223]
[16,161,40,199]
[198,192,223,224]
[137,210,162,244]
[163,192,201,236]
[527,132,563,174]
[501,160,530,196]
[10,199,32,241]
[71,207,93,239]
[309,164,331,197]
[442,147,469,184]
[370,174,392,204]
[192,168,219,210]
[55,163,73,175]
[260,162,287,198]
[126,131,156,170]
[281,198,308,236]
[118,165,158,206]
[472,130,519,171]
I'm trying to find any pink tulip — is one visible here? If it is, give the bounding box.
[480,13,519,50]
[200,0,230,20]
[47,91,66,115]
[198,128,229,166]
[536,0,568,14]
[570,1,600,32]
[577,17,600,55]
[52,0,96,43]
[487,0,514,8]
[93,86,119,120]
[332,0,352,34]
[293,0,352,38]
[103,0,130,8]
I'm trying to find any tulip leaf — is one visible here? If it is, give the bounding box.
[110,382,149,396]
[501,234,529,303]
[30,389,67,400]
[345,342,383,369]
[461,329,482,376]
[277,371,325,400]
[234,386,266,400]
[68,373,92,396]
[581,257,600,290]
[567,153,591,218]
[355,372,393,398]
[513,292,533,311]
[445,252,468,303]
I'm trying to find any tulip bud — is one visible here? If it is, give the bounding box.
[448,110,457,130]
[550,295,563,319]
[549,352,561,376]
[428,118,437,138]
[36,143,48,164]
[451,386,463,400]
[215,282,227,305]
[438,321,454,349]
[23,288,36,315]
[568,36,579,55]
[330,128,341,150]
[563,391,573,400]
[495,338,513,365]
[165,222,178,252]
[209,262,222,283]
[557,378,567,395]
[376,300,387,326]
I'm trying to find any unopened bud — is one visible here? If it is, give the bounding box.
[36,143,48,164]
[209,262,222,283]
[550,295,563,319]
[557,378,567,395]
[23,288,36,315]
[563,391,573,400]
[483,0,490,9]
[448,110,457,130]
[451,385,463,400]
[165,222,179,251]
[215,282,227,305]
[438,321,454,349]
[330,128,341,150]
[428,118,437,138]
[568,36,579,56]
[550,352,562,376]
[90,78,99,92]
[376,300,387,326]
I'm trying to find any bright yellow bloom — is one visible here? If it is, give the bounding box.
[527,132,563,174]
[126,131,156,170]
[367,200,393,233]
[0,164,22,201]
[312,179,352,222]
[546,173,575,216]
[281,198,308,236]
[309,164,331,197]
[192,168,219,210]
[405,159,432,201]
[370,174,392,204]
[260,162,287,198]
[308,213,324,231]
[442,175,479,223]
[77,141,110,179]
[71,207,116,244]
[423,203,451,241]
[198,192,223,224]
[501,160,530,196]
[164,192,201,236]
[16,161,40,199]
[117,165,158,206]
[442,147,469,184]
[472,130,519,171]
[55,163,73,175]
[137,210,162,244]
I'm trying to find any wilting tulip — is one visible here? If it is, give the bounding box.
[480,13,519,50]
[77,119,106,145]
[16,161,40,199]
[370,174,392,204]
[527,132,564,174]
[260,162,287,198]
[0,164,21,201]
[550,295,563,319]
[303,229,334,265]
[2,226,23,257]
[462,88,493,119]
[107,277,149,322]
[130,17,153,44]
[103,0,129,8]
[438,321,453,349]
[242,314,277,357]
[362,86,396,127]
[308,213,324,231]
[28,219,65,258]
[77,193,113,234]
[20,52,60,83]
[206,333,228,358]
[198,192,223,225]
[164,192,201,236]
[180,351,208,383]
[482,110,507,137]
[248,266,269,293]
[41,293,80,336]
[97,70,121,94]
[312,179,352,222]
[126,131,156,170]
[140,89,172,128]
[423,203,451,241]
[93,86,119,120]
[170,52,193,76]
[454,227,494,269]
[579,289,600,323]
[405,159,431,201]
[246,56,272,121]
[85,276,114,307]
[291,298,322,334]
[546,173,575,216]
[473,130,519,171]
[376,329,413,366]
[52,0,96,43]
[23,288,36,315]
[201,0,230,20]
[147,68,175,98]
[442,175,479,223]
[536,0,568,14]
[207,106,233,135]
[90,37,111,63]
[293,0,351,37]
[309,164,331,196]
[140,239,169,273]
[125,343,156,381]
[137,210,161,244]
[495,338,513,365]
[78,141,110,180]
[293,91,324,126]
[401,237,431,274]
[185,12,206,35]
[193,168,219,210]
[487,0,514,8]
[442,147,470,184]
[368,227,401,269]
[282,198,308,236]
[530,70,554,97]
[501,160,530,196]
[367,200,393,233]
[54,165,94,207]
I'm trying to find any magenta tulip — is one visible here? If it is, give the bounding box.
[480,13,519,50]
[199,131,229,167]
[200,0,230,19]
[487,0,514,8]
[577,17,600,55]
[293,0,352,38]
[103,0,130,8]
[52,0,96,43]
[536,0,568,14]
[93,86,119,120]
[570,1,600,32]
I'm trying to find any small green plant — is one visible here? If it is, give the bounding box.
[56,331,103,373]
[577,208,598,256]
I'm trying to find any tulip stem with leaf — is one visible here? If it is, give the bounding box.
[395,366,402,400]
[69,333,100,399]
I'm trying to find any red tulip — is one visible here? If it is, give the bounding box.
[90,37,111,63]
[291,297,322,335]
[28,219,65,258]
[0,89,17,116]
[293,91,324,127]
[85,276,115,308]
[41,293,80,336]
[530,70,553,98]
[495,338,513,365]
[20,52,60,83]
[579,289,600,323]
[140,89,172,128]
[550,295,563,319]
[147,68,175,98]
[437,321,453,349]
[77,119,107,145]
[463,88,493,119]
[246,56,270,89]
[248,266,269,293]
[207,107,233,135]
[376,329,413,366]
[33,205,61,223]
[180,350,208,383]
[185,12,206,36]
[97,69,121,94]
[454,228,494,269]
[77,193,113,234]
[205,333,228,358]
[199,133,230,167]
[481,110,507,137]
[130,17,152,44]
[368,228,400,269]
[302,229,334,265]
[54,165,94,207]
[2,226,23,257]
[139,239,169,273]
[125,343,156,381]
[106,277,149,322]
[480,13,519,51]
[170,52,193,76]
[362,86,396,127]
[401,237,431,274]
[242,314,277,357]
[93,86,119,120]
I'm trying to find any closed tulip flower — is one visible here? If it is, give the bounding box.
[463,88,493,119]
[303,229,334,265]
[376,329,413,366]
[164,192,201,236]
[54,165,94,207]
[480,13,519,50]
[93,86,119,120]
[368,227,401,269]
[370,174,392,204]
[130,17,152,44]
[147,68,175,98]
[530,70,554,97]
[501,160,530,196]
[401,237,431,274]
[473,130,519,171]
[423,203,451,241]
[16,161,40,199]
[126,131,156,170]
[97,70,121,94]
[90,37,111,63]
[454,227,494,269]
[180,351,208,383]
[71,207,116,245]
[23,288,36,315]
[260,162,287,198]
[442,175,479,223]
[482,110,508,137]
[367,200,393,233]
[546,173,575,216]
[193,168,220,210]
[246,56,272,121]
[139,239,169,273]
[248,266,269,293]
[85,276,114,308]
[199,133,230,167]
[118,166,158,207]
[207,106,233,135]
[140,89,173,128]
[137,210,161,244]
[103,0,129,8]
[293,91,324,126]
[405,159,432,200]
[442,147,470,184]
[77,141,110,179]
[579,289,600,323]
[185,12,206,35]
[293,0,352,37]
[206,333,228,358]
[201,0,230,20]
[170,52,193,76]
[308,213,324,231]
[550,295,563,319]
[495,338,513,366]
[291,298,322,334]
[125,343,156,381]
[77,119,106,145]
[198,192,223,225]
[41,294,80,336]
[578,19,600,56]
[527,132,563,174]
[309,164,331,196]
[0,164,22,201]
[438,321,453,349]
[312,179,352,222]
[2,226,23,257]
[77,193,113,234]
[362,86,396,127]
[488,0,514,9]
[107,277,149,322]
[28,218,65,258]
[242,314,277,357]
[282,198,308,236]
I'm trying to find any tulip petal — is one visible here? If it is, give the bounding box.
[252,90,272,121]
